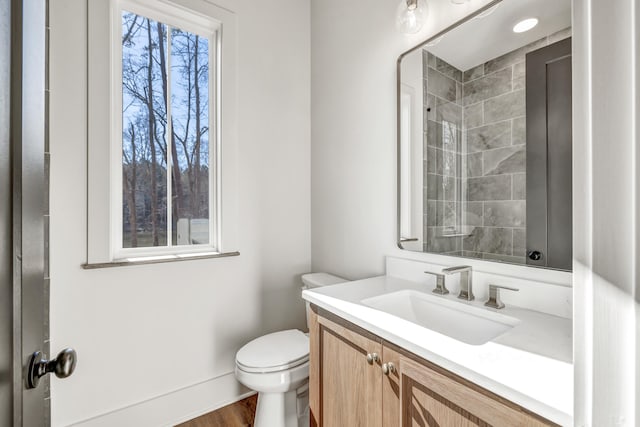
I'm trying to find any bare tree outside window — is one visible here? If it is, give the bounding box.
[121,11,211,249]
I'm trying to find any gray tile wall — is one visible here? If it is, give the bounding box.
[460,27,571,263]
[422,27,571,263]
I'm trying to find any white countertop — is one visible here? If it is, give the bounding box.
[302,275,573,426]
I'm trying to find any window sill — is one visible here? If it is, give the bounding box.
[81,251,240,269]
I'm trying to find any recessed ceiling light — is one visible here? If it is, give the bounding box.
[513,18,539,33]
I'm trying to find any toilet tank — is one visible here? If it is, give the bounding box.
[301,273,346,330]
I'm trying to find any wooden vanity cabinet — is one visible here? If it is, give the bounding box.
[309,305,558,427]
[309,306,383,427]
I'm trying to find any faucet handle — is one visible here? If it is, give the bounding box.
[484,284,519,309]
[424,271,448,295]
[441,265,472,274]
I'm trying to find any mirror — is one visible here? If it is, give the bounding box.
[397,0,572,270]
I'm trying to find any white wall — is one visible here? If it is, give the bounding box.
[573,0,639,425]
[49,0,310,425]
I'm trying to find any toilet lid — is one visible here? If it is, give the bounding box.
[236,330,309,373]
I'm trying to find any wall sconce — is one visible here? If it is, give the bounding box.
[396,0,428,34]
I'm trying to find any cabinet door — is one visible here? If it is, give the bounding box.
[383,344,557,427]
[309,307,383,427]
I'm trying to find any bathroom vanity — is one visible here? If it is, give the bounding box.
[302,259,573,426]
[308,308,557,426]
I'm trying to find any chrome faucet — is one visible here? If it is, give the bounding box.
[442,265,474,301]
[424,271,448,295]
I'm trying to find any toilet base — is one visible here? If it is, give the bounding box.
[254,390,299,427]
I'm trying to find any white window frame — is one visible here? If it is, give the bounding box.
[113,1,218,259]
[87,0,238,265]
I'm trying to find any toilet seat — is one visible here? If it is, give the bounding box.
[236,329,309,374]
[237,354,309,374]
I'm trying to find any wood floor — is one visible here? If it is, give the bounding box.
[176,395,257,427]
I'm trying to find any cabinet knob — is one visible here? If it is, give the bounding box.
[382,362,395,375]
[366,353,380,364]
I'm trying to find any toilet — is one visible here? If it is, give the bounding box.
[234,273,345,427]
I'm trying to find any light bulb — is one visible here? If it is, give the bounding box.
[396,0,428,34]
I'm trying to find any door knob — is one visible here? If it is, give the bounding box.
[27,348,77,389]
[527,250,542,261]
[366,353,380,364]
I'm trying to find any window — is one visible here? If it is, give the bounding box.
[120,9,214,253]
[87,0,238,265]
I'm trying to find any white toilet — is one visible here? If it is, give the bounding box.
[234,273,345,427]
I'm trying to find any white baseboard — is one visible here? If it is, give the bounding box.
[69,372,255,427]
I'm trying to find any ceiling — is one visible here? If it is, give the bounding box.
[424,0,571,71]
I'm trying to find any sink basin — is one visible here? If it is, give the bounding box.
[361,290,520,345]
